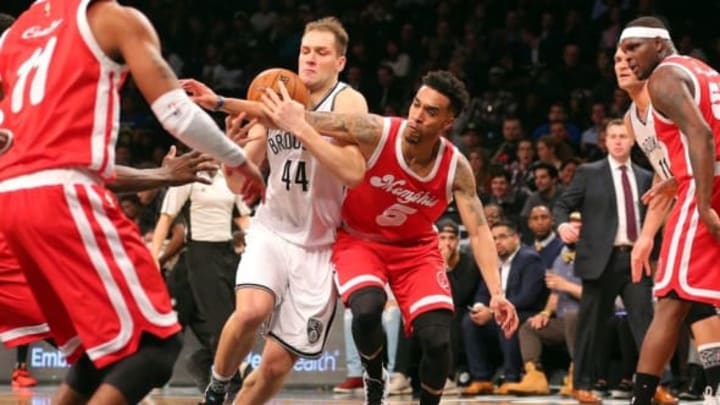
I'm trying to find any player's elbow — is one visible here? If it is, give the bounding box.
[343,170,364,188]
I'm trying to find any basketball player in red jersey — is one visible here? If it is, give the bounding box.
[616,45,718,405]
[256,71,519,405]
[620,16,720,405]
[0,1,264,404]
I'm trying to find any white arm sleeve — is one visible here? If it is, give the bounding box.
[151,89,246,167]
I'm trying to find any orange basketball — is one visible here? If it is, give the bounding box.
[246,68,309,107]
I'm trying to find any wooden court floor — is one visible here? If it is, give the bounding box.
[2,385,699,404]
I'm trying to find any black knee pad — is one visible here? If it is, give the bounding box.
[349,287,386,326]
[349,287,386,355]
[65,354,104,398]
[686,303,717,326]
[413,310,453,390]
[103,333,183,404]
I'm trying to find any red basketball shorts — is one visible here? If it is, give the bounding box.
[333,230,453,335]
[0,170,180,367]
[654,178,720,306]
[0,236,51,348]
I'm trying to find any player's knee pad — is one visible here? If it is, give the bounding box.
[413,310,453,390]
[103,333,183,404]
[348,287,386,330]
[64,354,104,398]
[349,287,386,354]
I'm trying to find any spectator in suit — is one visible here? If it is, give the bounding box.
[503,212,583,396]
[461,221,548,395]
[528,205,564,268]
[553,119,655,404]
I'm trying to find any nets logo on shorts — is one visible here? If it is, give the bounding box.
[307,317,323,344]
[0,129,13,156]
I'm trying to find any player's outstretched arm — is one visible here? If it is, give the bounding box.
[88,2,264,202]
[108,147,215,193]
[453,155,518,337]
[648,65,720,238]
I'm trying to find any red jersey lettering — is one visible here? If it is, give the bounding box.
[0,0,127,181]
[341,117,459,243]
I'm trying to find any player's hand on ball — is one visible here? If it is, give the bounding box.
[225,113,261,146]
[179,78,219,111]
[260,81,308,135]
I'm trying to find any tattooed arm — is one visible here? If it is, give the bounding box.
[648,65,720,239]
[454,154,519,336]
[452,155,502,296]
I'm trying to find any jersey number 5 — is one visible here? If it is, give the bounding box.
[376,203,417,227]
[11,37,57,114]
[281,159,309,192]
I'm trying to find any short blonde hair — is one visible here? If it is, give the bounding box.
[304,17,349,56]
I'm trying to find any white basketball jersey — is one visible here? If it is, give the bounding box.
[630,102,672,180]
[253,82,349,248]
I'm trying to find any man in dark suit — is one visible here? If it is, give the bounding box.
[528,205,564,268]
[461,221,548,396]
[554,119,655,403]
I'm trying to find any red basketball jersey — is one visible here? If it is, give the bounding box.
[653,55,720,182]
[341,117,459,244]
[0,0,127,181]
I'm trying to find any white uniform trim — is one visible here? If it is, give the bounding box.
[409,294,454,314]
[0,324,50,343]
[367,118,393,169]
[64,184,134,360]
[335,274,385,296]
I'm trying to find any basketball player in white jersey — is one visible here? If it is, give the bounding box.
[616,46,720,405]
[182,17,368,405]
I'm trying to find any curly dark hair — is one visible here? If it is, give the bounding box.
[421,70,470,116]
[0,13,14,33]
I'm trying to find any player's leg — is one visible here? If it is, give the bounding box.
[333,232,389,385]
[632,295,691,405]
[391,243,455,405]
[87,334,182,405]
[349,286,388,378]
[231,240,336,404]
[412,310,453,405]
[203,225,284,403]
[232,339,298,405]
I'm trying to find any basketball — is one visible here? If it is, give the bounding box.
[247,68,309,107]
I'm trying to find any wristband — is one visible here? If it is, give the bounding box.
[213,96,225,112]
